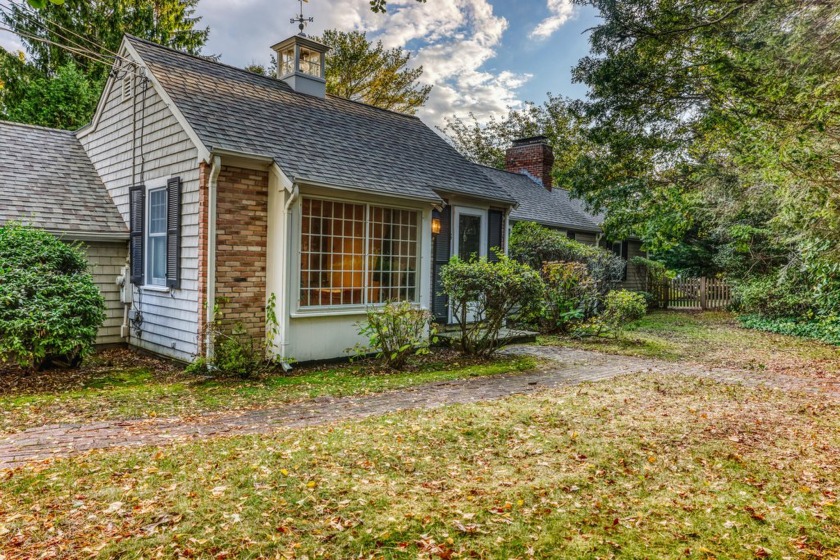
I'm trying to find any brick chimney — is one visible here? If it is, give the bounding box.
[505,136,555,191]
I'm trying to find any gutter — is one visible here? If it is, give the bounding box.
[278,184,300,362]
[48,230,131,242]
[205,155,222,358]
[295,176,443,205]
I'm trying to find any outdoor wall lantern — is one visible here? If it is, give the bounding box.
[431,210,442,236]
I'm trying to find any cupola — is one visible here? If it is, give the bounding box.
[271,4,329,98]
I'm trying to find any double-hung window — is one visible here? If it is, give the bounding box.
[147,187,168,286]
[299,198,420,308]
[128,177,182,289]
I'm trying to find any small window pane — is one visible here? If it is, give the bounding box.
[149,189,167,234]
[149,236,166,285]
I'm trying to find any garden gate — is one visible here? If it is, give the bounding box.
[658,277,732,310]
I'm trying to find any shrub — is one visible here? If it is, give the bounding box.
[352,301,435,369]
[192,294,282,378]
[577,289,647,339]
[601,290,647,338]
[509,222,625,297]
[739,315,840,346]
[538,261,597,333]
[0,223,105,370]
[440,254,544,356]
[732,274,813,318]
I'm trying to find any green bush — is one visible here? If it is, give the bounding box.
[732,274,813,318]
[577,289,647,339]
[0,223,105,370]
[738,315,840,346]
[352,301,435,369]
[509,222,625,297]
[441,254,545,356]
[601,290,647,338]
[538,261,597,333]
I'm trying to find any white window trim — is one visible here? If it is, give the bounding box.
[143,177,170,292]
[293,195,423,315]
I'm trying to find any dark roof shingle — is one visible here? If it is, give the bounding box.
[0,121,127,238]
[128,36,515,205]
[479,165,603,232]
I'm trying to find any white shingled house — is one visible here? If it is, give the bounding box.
[0,31,639,363]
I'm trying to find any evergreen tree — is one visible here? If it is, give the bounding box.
[0,0,208,129]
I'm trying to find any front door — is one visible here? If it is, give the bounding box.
[452,207,487,323]
[454,207,486,261]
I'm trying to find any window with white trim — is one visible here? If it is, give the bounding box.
[146,187,168,286]
[299,198,419,307]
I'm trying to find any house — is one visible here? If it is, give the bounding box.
[0,31,640,363]
[478,136,645,289]
[0,122,129,346]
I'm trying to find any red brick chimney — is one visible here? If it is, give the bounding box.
[505,136,555,191]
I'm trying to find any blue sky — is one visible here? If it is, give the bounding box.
[0,0,599,127]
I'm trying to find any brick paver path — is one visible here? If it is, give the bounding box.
[2,346,837,470]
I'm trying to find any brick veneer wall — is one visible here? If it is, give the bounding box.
[505,137,555,191]
[214,165,269,340]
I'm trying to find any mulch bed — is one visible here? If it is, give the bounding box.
[0,348,182,397]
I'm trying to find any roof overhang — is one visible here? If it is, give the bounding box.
[295,176,443,205]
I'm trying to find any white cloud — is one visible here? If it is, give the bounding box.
[197,0,528,127]
[530,0,576,39]
[0,29,24,54]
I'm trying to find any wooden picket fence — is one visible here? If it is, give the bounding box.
[656,277,732,310]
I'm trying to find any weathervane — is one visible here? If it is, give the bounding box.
[291,0,314,36]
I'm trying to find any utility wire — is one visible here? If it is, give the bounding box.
[11,0,124,60]
[0,2,143,75]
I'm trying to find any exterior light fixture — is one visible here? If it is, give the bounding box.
[431,210,442,235]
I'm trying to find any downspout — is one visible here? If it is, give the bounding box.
[279,184,299,362]
[205,155,222,358]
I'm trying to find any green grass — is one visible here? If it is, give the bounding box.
[0,355,537,433]
[3,375,838,559]
[541,310,840,377]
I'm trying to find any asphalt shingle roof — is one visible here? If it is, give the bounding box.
[0,121,127,238]
[479,165,603,233]
[128,36,515,205]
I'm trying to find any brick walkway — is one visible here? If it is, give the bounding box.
[2,346,837,470]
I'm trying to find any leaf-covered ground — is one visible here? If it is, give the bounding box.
[542,311,840,380]
[0,351,536,434]
[2,374,838,559]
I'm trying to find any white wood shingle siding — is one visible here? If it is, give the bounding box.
[83,241,129,346]
[78,66,201,362]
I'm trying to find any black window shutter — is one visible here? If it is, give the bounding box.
[166,177,182,289]
[487,209,504,262]
[129,185,145,285]
[431,206,451,323]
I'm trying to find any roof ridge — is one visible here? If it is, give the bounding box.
[126,34,421,121]
[0,119,75,135]
[125,34,290,87]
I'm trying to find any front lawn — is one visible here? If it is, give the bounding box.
[541,310,840,379]
[0,350,536,434]
[2,374,838,559]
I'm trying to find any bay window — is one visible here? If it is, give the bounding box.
[300,198,419,307]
